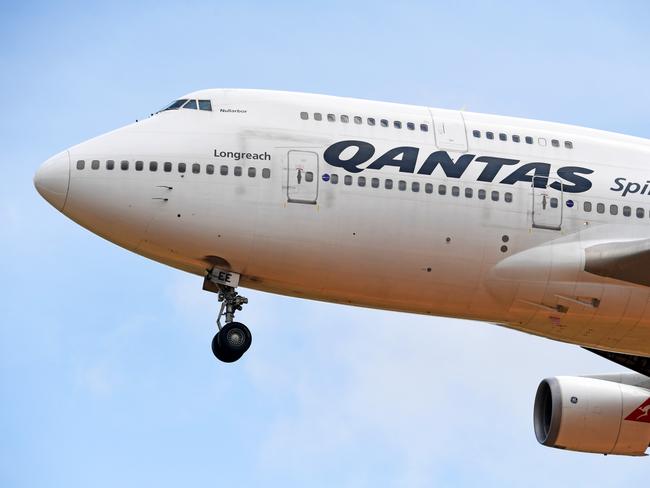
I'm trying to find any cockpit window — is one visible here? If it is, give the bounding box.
[161,99,188,111]
[198,100,212,111]
[160,98,212,113]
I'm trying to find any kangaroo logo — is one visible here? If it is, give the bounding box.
[625,398,650,423]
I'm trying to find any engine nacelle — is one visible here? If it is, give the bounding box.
[534,376,650,455]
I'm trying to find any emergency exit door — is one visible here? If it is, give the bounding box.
[532,176,563,230]
[287,150,319,204]
[430,109,468,152]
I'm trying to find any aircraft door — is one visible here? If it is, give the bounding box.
[532,176,562,230]
[287,150,319,204]
[430,109,468,152]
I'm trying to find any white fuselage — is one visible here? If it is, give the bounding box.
[35,89,650,356]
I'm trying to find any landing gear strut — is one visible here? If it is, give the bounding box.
[211,285,252,363]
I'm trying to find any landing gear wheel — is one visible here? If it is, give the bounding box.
[211,333,233,362]
[206,277,252,363]
[211,322,252,363]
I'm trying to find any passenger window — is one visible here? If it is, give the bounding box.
[499,133,507,141]
[198,100,212,111]
[596,203,605,214]
[486,132,494,140]
[149,161,158,171]
[344,175,352,185]
[394,121,402,129]
[512,135,520,143]
[385,179,393,189]
[623,206,631,217]
[380,119,389,127]
[220,165,228,175]
[327,114,335,122]
[183,100,197,110]
[164,162,172,172]
[420,124,429,132]
[465,188,473,198]
[438,184,446,195]
[565,141,573,149]
[330,174,338,184]
[398,180,406,191]
[452,186,460,197]
[550,197,558,208]
[306,171,314,182]
[107,160,115,170]
[262,168,270,178]
[300,112,308,120]
[583,201,592,212]
[91,160,99,170]
[248,167,256,177]
[121,160,129,170]
[135,160,143,171]
[407,122,415,130]
[551,139,560,147]
[368,118,376,126]
[234,166,242,176]
[354,116,362,124]
[425,183,433,194]
[412,182,420,192]
[206,164,214,175]
[192,163,200,174]
[341,115,349,123]
[314,113,322,121]
[472,130,481,138]
[478,189,486,200]
[178,163,186,173]
[610,204,618,215]
[491,191,499,201]
[637,207,645,218]
[504,192,512,203]
[525,136,533,144]
[358,176,366,187]
[538,138,547,146]
[76,160,85,170]
[371,177,379,188]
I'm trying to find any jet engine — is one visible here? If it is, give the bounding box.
[533,375,650,455]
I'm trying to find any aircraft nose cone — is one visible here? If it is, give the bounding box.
[34,151,70,211]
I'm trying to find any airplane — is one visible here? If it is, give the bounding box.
[34,88,650,456]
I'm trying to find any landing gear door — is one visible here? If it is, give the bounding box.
[287,150,319,204]
[532,176,562,230]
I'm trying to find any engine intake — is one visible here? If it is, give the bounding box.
[534,376,650,455]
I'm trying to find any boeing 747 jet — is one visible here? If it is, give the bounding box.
[34,89,650,456]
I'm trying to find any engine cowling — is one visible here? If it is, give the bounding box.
[534,376,650,455]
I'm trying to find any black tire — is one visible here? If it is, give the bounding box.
[211,322,252,363]
[212,333,237,363]
[220,321,252,353]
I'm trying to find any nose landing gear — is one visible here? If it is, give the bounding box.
[211,285,252,363]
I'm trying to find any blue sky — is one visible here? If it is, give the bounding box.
[2,1,650,486]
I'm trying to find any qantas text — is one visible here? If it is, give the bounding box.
[323,140,594,193]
